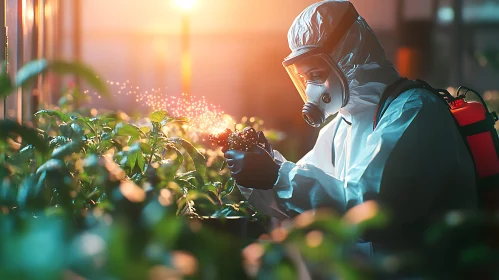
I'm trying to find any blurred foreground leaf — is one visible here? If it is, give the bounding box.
[15,59,109,97]
[150,110,169,123]
[34,110,71,123]
[0,63,13,98]
[0,119,48,154]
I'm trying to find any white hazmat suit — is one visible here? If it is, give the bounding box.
[238,0,477,253]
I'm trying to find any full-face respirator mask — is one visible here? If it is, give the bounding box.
[282,2,358,127]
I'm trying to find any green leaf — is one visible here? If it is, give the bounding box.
[98,139,113,151]
[125,143,143,172]
[139,126,151,134]
[184,190,220,216]
[222,178,236,197]
[36,159,64,174]
[175,171,203,189]
[159,146,184,180]
[12,144,36,165]
[34,110,71,123]
[15,59,48,87]
[59,123,72,138]
[70,123,84,139]
[94,117,116,126]
[211,204,247,218]
[204,184,219,198]
[128,149,138,170]
[186,190,218,205]
[130,124,147,138]
[150,110,169,123]
[48,136,69,148]
[16,59,108,98]
[166,116,189,124]
[75,117,97,137]
[176,196,189,216]
[0,178,16,206]
[16,175,37,208]
[51,141,84,159]
[139,142,152,154]
[175,178,197,190]
[0,63,13,98]
[137,152,145,173]
[114,123,140,138]
[0,119,48,154]
[47,60,109,97]
[176,170,198,180]
[169,137,206,179]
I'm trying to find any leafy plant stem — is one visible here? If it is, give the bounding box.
[145,125,160,173]
[146,140,158,173]
[84,121,99,143]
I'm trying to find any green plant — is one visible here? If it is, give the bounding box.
[0,59,256,279]
[0,57,255,220]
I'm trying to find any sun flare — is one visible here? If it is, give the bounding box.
[172,0,196,11]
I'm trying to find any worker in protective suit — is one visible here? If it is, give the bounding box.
[224,0,477,254]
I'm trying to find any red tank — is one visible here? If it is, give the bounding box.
[450,98,499,210]
[451,99,499,178]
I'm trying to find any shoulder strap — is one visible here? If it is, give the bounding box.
[373,78,429,130]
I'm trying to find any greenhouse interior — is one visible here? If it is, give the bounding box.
[1,0,499,279]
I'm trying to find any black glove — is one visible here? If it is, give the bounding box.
[257,131,274,157]
[224,145,280,190]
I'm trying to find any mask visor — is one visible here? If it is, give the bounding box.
[283,53,348,107]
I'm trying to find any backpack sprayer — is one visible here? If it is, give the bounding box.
[375,78,499,211]
[444,86,499,210]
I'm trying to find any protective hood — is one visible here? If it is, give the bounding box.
[286,0,400,121]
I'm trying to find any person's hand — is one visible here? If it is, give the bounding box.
[224,145,280,190]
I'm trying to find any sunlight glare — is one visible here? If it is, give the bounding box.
[172,0,196,11]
